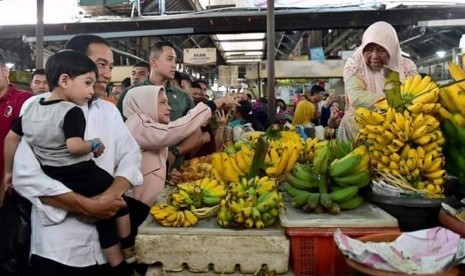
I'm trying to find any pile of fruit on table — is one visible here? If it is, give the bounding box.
[150,62,465,229]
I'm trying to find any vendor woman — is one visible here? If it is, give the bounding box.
[337,21,417,141]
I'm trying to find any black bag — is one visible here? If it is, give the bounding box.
[0,190,32,276]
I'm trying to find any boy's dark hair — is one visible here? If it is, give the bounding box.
[310,84,325,96]
[64,34,110,54]
[45,50,98,91]
[133,61,150,71]
[31,68,46,79]
[149,41,175,59]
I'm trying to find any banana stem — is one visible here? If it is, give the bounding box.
[317,174,328,194]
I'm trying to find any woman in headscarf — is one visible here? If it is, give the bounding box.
[123,85,236,206]
[337,21,417,141]
[292,100,315,126]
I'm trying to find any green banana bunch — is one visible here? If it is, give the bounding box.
[217,174,284,229]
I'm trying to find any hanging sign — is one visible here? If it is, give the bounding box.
[183,48,217,65]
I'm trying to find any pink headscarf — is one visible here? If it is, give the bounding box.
[344,21,417,94]
[122,85,164,122]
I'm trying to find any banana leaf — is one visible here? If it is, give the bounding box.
[383,67,403,112]
[247,136,269,179]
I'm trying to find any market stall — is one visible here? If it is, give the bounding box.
[134,64,465,275]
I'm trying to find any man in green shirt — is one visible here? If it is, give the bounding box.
[118,41,204,170]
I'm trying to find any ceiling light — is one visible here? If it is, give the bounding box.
[401,51,410,57]
[216,33,265,41]
[226,58,262,64]
[436,51,446,58]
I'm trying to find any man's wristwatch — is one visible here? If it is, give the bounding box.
[89,139,101,153]
[171,147,181,158]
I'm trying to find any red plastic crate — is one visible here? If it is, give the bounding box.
[286,227,400,276]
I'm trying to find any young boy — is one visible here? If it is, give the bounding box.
[4,50,135,274]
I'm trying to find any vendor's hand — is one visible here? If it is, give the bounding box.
[169,168,182,185]
[214,96,239,110]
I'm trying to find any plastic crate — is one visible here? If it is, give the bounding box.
[280,202,399,276]
[287,227,400,276]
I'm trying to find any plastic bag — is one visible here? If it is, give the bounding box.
[0,190,32,275]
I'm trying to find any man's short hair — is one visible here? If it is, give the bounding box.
[310,84,325,96]
[149,41,175,59]
[173,71,182,82]
[180,73,192,82]
[32,68,46,79]
[133,61,150,71]
[191,81,201,90]
[197,79,208,87]
[64,34,110,54]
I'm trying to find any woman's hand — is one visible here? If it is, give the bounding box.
[215,109,229,127]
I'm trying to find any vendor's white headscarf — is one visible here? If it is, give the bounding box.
[344,21,416,94]
[122,85,164,122]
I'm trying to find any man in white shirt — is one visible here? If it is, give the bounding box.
[13,35,143,276]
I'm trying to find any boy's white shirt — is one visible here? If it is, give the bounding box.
[13,93,143,266]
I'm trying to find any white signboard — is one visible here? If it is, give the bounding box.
[183,48,216,65]
[219,65,239,87]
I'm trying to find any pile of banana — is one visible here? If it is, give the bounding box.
[283,143,367,214]
[217,176,284,229]
[150,203,199,227]
[211,143,254,183]
[171,177,228,208]
[356,73,446,195]
[438,62,465,185]
[150,177,228,228]
[303,137,326,163]
[262,131,304,177]
[178,155,213,182]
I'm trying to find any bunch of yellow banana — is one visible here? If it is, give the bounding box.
[356,90,446,195]
[211,145,253,183]
[178,155,213,182]
[437,62,465,186]
[303,137,326,162]
[374,74,440,114]
[150,203,199,227]
[171,177,228,209]
[264,139,302,177]
[217,176,284,229]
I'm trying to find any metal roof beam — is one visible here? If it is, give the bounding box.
[4,6,465,39]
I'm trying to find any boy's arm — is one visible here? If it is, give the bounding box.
[64,107,105,157]
[66,137,92,156]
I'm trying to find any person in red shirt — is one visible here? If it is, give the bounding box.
[0,53,31,207]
